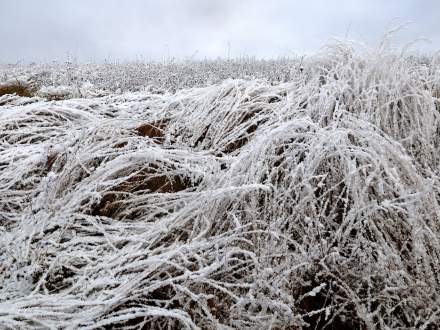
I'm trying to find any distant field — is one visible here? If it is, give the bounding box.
[1,40,440,329]
[0,56,297,96]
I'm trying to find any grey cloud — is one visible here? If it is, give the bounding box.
[0,0,439,63]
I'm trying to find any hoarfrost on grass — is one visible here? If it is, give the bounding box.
[1,38,440,329]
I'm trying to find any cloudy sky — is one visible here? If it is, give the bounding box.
[0,0,439,63]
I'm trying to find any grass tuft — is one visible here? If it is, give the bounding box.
[0,81,35,97]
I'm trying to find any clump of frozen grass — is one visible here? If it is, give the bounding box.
[1,37,440,329]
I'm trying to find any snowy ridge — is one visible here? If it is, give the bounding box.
[1,41,440,329]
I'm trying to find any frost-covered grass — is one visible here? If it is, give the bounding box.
[1,39,440,329]
[0,56,297,98]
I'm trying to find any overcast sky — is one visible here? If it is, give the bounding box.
[0,0,439,63]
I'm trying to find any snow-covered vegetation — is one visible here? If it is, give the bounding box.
[0,56,296,97]
[1,38,440,329]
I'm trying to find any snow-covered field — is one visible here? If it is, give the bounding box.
[1,40,440,329]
